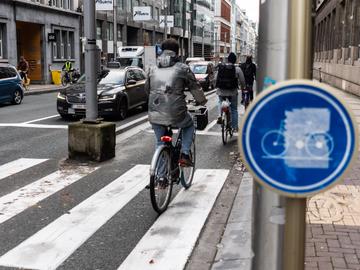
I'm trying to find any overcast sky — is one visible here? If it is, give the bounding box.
[237,0,259,22]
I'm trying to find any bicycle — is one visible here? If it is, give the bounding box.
[61,69,80,86]
[219,97,233,145]
[18,71,30,91]
[149,126,196,214]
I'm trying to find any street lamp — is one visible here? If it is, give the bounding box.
[201,19,205,58]
[162,0,168,39]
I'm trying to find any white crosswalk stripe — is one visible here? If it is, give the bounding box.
[0,165,150,270]
[0,158,229,270]
[0,158,48,181]
[118,169,229,270]
[0,165,98,224]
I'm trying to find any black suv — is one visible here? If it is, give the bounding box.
[57,67,148,119]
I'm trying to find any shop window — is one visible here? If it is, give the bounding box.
[53,28,75,60]
[96,20,102,40]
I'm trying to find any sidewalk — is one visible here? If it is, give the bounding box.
[305,89,360,270]
[24,84,64,96]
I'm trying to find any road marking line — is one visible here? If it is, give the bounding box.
[204,119,217,132]
[0,158,48,181]
[0,123,68,129]
[145,129,238,137]
[115,115,148,133]
[0,165,149,270]
[118,169,229,270]
[22,115,60,124]
[0,165,98,224]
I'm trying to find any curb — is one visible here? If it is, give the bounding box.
[24,88,63,96]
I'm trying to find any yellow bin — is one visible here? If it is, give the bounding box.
[51,70,62,85]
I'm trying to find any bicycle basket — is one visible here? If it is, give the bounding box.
[189,106,208,130]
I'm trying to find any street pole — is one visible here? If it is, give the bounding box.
[215,30,218,63]
[253,0,290,269]
[164,0,168,40]
[83,0,98,121]
[283,1,313,270]
[202,24,205,58]
[113,0,117,60]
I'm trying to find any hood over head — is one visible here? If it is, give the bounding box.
[157,50,179,68]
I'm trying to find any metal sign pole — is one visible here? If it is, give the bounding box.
[283,1,313,270]
[83,0,98,121]
[113,0,118,60]
[253,1,290,270]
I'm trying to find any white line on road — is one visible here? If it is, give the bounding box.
[22,114,60,124]
[0,123,68,129]
[0,158,48,182]
[0,165,98,224]
[145,129,238,137]
[118,169,229,270]
[0,165,149,270]
[115,115,148,133]
[204,119,218,132]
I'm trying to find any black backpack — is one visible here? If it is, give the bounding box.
[216,63,238,89]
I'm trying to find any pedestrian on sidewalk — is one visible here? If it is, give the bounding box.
[18,56,29,84]
[240,55,257,103]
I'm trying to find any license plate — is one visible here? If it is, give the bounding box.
[72,104,86,109]
[68,108,75,114]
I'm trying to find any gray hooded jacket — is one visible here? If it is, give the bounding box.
[145,50,207,128]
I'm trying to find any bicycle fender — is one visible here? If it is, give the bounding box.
[150,145,170,175]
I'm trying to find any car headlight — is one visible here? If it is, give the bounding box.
[99,94,117,101]
[57,92,66,100]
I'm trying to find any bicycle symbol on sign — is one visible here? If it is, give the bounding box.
[261,120,334,160]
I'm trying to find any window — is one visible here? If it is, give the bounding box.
[154,7,159,20]
[126,70,136,81]
[53,28,75,60]
[96,20,102,40]
[0,24,5,59]
[134,69,145,80]
[0,67,17,80]
[107,23,114,41]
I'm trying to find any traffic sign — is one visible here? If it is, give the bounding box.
[239,80,358,197]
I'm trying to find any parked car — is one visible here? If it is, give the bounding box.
[189,61,216,91]
[0,64,24,105]
[57,66,148,119]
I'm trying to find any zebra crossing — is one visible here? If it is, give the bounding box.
[0,158,229,270]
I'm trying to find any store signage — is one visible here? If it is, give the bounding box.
[95,0,113,11]
[48,33,56,42]
[133,6,152,21]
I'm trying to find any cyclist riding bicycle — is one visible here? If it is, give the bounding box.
[240,55,256,103]
[18,56,29,83]
[62,59,73,81]
[145,38,207,167]
[216,52,246,132]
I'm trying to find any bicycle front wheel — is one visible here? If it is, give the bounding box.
[61,76,68,86]
[180,134,196,189]
[150,147,173,214]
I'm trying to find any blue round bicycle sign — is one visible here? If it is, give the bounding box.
[239,80,358,197]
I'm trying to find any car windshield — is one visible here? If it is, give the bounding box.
[117,58,142,67]
[191,65,207,74]
[99,71,125,85]
[75,71,125,85]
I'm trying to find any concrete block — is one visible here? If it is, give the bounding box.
[68,121,116,162]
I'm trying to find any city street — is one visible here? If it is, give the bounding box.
[0,90,242,270]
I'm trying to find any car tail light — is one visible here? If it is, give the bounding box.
[161,136,172,142]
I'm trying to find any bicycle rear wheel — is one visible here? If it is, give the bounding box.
[180,134,196,189]
[150,147,173,214]
[61,76,68,86]
[221,112,228,145]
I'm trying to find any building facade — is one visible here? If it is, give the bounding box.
[214,0,232,61]
[314,0,360,96]
[0,0,82,84]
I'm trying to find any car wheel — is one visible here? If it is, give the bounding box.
[117,98,128,120]
[12,90,23,105]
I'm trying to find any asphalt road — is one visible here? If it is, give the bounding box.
[0,91,242,270]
